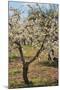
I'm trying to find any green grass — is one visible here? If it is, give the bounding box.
[22,45,37,57]
[9,77,58,88]
[9,45,48,62]
[9,68,22,75]
[9,45,37,59]
[32,78,58,86]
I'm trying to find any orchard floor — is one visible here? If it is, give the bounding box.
[8,57,58,89]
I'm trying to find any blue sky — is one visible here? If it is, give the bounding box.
[8,1,58,20]
[9,1,29,19]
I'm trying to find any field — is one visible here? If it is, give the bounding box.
[8,46,58,89]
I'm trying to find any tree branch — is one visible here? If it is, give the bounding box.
[28,35,47,65]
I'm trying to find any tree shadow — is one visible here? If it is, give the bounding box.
[39,60,58,68]
[9,56,31,62]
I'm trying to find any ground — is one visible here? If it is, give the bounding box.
[8,45,58,89]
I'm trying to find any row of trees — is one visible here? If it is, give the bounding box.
[9,4,58,85]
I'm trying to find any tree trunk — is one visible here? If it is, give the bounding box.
[23,63,30,85]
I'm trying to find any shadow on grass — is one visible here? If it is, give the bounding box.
[9,56,58,68]
[9,56,20,60]
[39,60,58,68]
[9,56,31,62]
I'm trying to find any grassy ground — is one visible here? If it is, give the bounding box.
[8,45,58,89]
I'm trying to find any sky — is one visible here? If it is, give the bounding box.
[8,1,58,20]
[9,1,29,19]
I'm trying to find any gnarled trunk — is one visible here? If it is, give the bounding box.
[23,63,30,85]
[15,41,30,85]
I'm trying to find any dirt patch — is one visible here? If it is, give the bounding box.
[8,58,58,88]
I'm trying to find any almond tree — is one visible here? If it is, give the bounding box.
[9,4,58,85]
